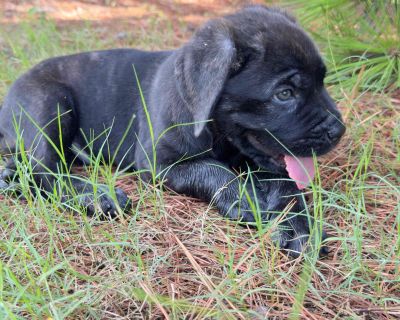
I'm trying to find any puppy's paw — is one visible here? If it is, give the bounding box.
[65,185,132,218]
[217,186,272,223]
[273,218,329,258]
[0,177,19,194]
[91,187,131,218]
[1,167,16,182]
[0,178,8,190]
[221,199,271,223]
[0,166,16,190]
[283,229,310,258]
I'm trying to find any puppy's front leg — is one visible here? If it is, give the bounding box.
[255,174,328,256]
[61,179,132,218]
[163,159,276,223]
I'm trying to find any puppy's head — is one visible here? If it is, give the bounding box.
[175,5,345,175]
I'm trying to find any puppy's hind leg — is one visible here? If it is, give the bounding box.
[0,73,130,215]
[0,128,18,190]
[0,81,78,194]
[27,109,131,217]
[1,79,130,216]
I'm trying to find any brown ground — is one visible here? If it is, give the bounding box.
[1,0,265,50]
[1,0,264,26]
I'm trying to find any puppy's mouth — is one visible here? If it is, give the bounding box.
[247,134,315,189]
[248,134,286,167]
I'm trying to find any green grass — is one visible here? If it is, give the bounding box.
[0,9,399,320]
[289,0,400,94]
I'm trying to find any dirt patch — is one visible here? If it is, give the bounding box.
[1,0,264,27]
[1,0,265,47]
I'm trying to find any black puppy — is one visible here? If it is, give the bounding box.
[0,6,345,255]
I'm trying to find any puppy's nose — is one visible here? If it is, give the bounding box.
[327,121,346,143]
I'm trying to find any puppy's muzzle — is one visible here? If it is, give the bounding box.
[325,115,346,144]
[306,114,345,155]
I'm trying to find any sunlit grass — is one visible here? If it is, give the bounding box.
[289,0,399,94]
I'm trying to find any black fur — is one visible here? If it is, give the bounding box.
[0,6,345,256]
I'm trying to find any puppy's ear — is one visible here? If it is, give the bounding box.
[175,20,236,137]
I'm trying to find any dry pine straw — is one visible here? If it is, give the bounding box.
[0,91,400,319]
[0,96,399,318]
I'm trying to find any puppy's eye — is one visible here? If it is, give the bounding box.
[275,89,293,101]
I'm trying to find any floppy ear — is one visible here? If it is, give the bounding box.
[174,20,237,137]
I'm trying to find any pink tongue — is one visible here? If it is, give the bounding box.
[284,156,315,189]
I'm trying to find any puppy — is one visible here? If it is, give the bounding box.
[0,6,345,255]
